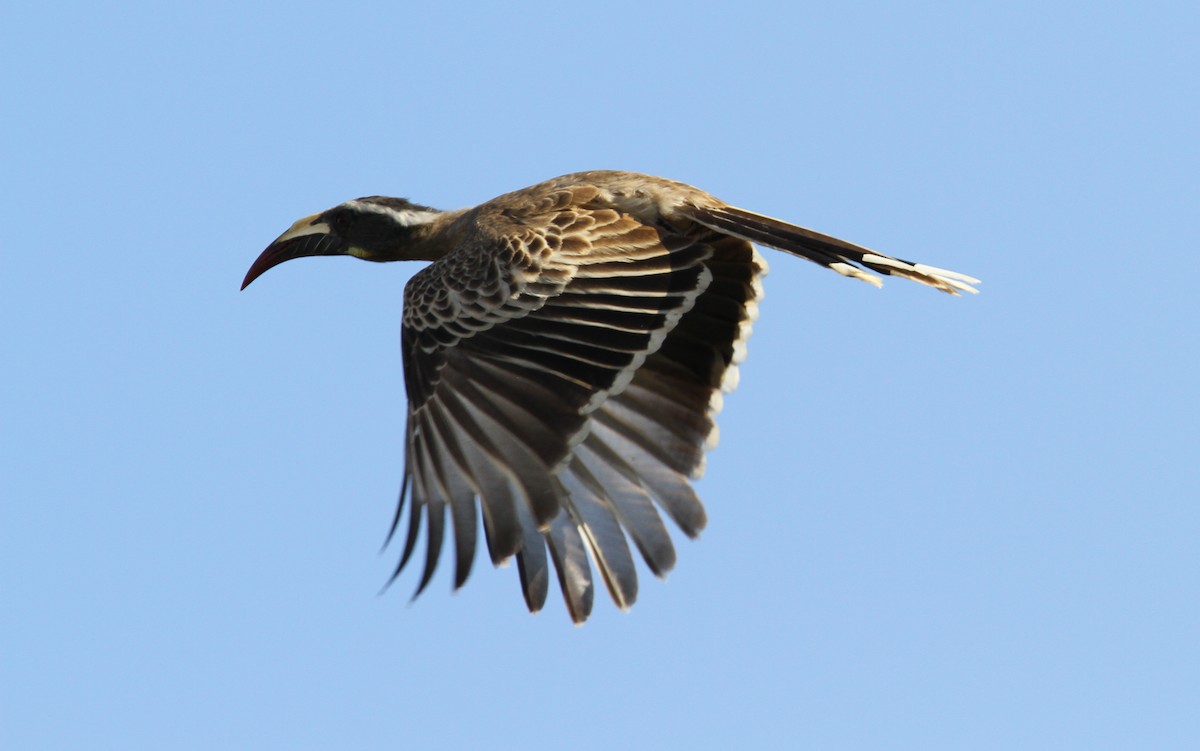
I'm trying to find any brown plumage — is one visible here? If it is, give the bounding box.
[242,170,978,622]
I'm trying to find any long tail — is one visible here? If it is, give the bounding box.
[682,204,979,295]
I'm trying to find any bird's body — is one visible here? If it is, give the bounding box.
[243,171,978,622]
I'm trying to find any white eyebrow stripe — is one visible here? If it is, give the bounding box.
[345,200,441,227]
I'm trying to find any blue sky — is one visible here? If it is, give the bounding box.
[3,1,1197,748]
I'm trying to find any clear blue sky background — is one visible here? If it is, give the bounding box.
[4,2,1197,749]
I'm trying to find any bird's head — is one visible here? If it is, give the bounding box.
[241,197,445,290]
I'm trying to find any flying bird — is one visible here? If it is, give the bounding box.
[242,170,978,623]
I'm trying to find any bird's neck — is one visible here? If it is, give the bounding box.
[379,209,468,263]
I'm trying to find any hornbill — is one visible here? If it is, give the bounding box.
[243,170,978,623]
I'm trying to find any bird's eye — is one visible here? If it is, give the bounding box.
[329,211,352,232]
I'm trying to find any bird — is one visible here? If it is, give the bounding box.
[242,170,978,623]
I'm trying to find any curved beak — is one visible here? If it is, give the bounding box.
[241,214,340,290]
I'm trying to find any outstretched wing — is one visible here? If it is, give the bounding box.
[389,188,744,620]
